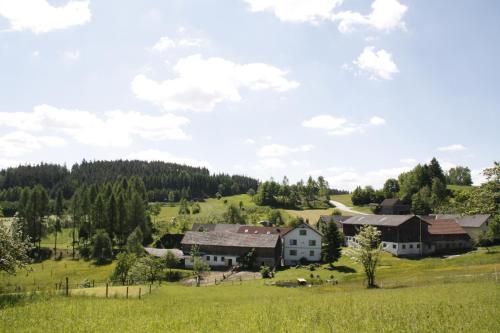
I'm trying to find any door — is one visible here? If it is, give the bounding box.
[227,259,233,267]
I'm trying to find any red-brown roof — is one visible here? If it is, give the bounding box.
[428,219,468,235]
[236,226,292,236]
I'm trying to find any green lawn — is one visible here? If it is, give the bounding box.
[1,247,499,332]
[1,281,498,332]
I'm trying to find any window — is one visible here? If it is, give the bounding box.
[221,257,225,262]
[402,244,406,249]
[299,230,307,236]
[416,244,420,249]
[409,244,413,249]
[289,250,297,256]
[214,256,217,262]
[206,256,210,261]
[393,244,397,249]
[309,240,316,246]
[309,250,315,257]
[383,243,387,248]
[289,239,297,245]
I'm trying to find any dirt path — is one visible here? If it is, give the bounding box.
[329,200,370,215]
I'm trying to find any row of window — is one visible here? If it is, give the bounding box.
[289,239,317,246]
[382,243,421,250]
[289,250,315,257]
[205,255,226,262]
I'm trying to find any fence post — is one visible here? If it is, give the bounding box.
[126,286,129,299]
[106,283,109,298]
[139,288,141,299]
[65,277,69,296]
[149,284,152,294]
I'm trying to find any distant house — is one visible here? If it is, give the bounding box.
[379,199,410,215]
[343,215,430,256]
[282,223,323,265]
[434,214,491,242]
[181,231,282,268]
[317,215,351,233]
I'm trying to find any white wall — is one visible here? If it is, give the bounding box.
[283,224,322,265]
[346,237,423,256]
[184,254,239,268]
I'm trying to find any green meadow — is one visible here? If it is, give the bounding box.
[1,247,499,332]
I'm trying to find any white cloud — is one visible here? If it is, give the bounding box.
[302,114,386,136]
[0,157,21,169]
[332,0,407,33]
[437,144,467,152]
[244,138,256,144]
[131,54,299,112]
[400,158,417,165]
[0,0,91,34]
[151,36,205,52]
[0,104,191,148]
[62,50,80,61]
[244,0,343,24]
[244,0,407,33]
[353,46,399,80]
[369,116,386,125]
[252,158,287,170]
[318,164,413,190]
[257,143,314,157]
[0,131,66,157]
[127,149,210,168]
[471,168,488,186]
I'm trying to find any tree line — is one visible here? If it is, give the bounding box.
[0,160,259,216]
[254,176,335,209]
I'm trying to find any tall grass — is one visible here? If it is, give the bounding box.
[0,281,498,332]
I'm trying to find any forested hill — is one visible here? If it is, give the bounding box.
[0,160,259,201]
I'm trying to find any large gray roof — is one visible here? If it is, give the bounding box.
[181,231,280,248]
[435,214,491,228]
[343,215,418,227]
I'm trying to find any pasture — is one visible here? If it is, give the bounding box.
[1,247,499,332]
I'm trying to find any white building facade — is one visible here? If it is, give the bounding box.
[282,223,322,265]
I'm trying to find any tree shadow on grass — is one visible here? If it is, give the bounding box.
[0,294,31,309]
[328,265,356,273]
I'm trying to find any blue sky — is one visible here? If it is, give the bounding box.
[0,0,498,190]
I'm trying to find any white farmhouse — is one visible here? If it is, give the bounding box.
[282,223,322,265]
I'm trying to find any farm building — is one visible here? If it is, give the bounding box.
[317,215,350,232]
[343,215,430,256]
[434,214,491,241]
[282,223,323,265]
[426,219,473,253]
[378,198,411,215]
[181,231,282,268]
[342,215,475,256]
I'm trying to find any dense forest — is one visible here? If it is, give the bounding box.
[0,160,259,215]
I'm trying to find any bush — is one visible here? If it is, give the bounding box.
[260,265,272,278]
[308,264,316,271]
[299,257,309,265]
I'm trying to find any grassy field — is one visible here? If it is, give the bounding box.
[330,194,372,214]
[1,247,499,332]
[1,281,498,332]
[155,194,344,231]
